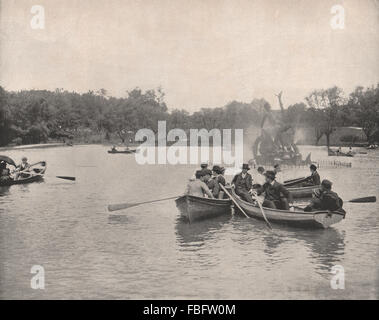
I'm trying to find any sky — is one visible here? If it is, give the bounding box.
[0,0,378,112]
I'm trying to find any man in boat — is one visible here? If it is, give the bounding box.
[207,165,226,199]
[189,162,209,181]
[232,163,254,203]
[111,145,117,152]
[257,170,292,210]
[185,169,214,198]
[304,179,343,212]
[273,164,284,183]
[14,157,31,180]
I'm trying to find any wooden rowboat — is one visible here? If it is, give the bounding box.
[0,161,47,186]
[229,188,346,229]
[287,185,320,199]
[175,195,232,222]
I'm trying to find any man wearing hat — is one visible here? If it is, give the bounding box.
[231,163,254,203]
[258,170,292,209]
[304,179,343,212]
[207,165,226,199]
[14,156,30,180]
[185,169,214,198]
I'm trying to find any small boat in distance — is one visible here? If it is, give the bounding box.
[175,195,232,223]
[229,188,346,229]
[107,149,137,154]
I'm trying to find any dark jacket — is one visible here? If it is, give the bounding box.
[310,171,321,185]
[259,181,292,202]
[207,175,226,197]
[232,173,253,192]
[314,189,342,211]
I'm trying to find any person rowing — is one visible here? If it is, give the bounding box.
[207,165,226,199]
[253,166,266,188]
[232,163,254,203]
[185,169,214,198]
[304,179,344,212]
[256,170,292,210]
[189,161,209,181]
[14,157,30,180]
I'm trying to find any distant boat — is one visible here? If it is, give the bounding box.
[107,149,137,154]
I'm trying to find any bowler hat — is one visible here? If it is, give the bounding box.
[200,162,208,168]
[242,163,250,170]
[321,179,332,189]
[264,170,276,180]
[201,169,212,177]
[212,165,222,174]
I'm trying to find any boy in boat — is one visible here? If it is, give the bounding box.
[232,163,254,203]
[189,162,209,181]
[207,165,226,199]
[185,169,214,198]
[304,164,321,186]
[257,170,292,210]
[14,157,30,180]
[304,179,343,212]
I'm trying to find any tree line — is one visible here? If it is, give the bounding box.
[0,84,378,147]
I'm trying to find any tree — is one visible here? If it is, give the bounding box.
[305,86,345,147]
[348,85,379,143]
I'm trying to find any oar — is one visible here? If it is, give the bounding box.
[251,194,273,230]
[56,176,76,181]
[108,196,179,212]
[219,184,250,219]
[348,196,376,203]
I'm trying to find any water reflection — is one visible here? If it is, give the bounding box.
[175,215,230,248]
[0,186,10,197]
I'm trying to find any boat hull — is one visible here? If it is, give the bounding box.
[287,185,320,199]
[108,149,137,154]
[230,188,345,229]
[175,195,232,222]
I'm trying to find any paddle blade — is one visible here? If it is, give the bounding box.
[349,196,376,203]
[56,176,76,181]
[108,203,139,212]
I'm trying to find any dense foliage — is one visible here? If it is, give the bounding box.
[0,84,378,147]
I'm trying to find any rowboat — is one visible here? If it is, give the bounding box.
[287,185,320,199]
[0,161,47,186]
[229,188,346,229]
[107,149,137,154]
[328,149,354,157]
[175,195,232,222]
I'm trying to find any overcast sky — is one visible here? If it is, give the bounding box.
[1,0,378,111]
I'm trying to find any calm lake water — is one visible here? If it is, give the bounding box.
[0,145,378,299]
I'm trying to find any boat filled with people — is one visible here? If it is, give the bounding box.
[0,155,47,186]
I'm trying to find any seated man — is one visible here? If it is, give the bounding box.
[232,163,254,203]
[258,170,292,210]
[207,165,226,199]
[14,157,30,180]
[304,179,343,212]
[185,169,214,198]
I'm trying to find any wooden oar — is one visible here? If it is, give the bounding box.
[219,184,250,219]
[56,176,76,181]
[348,196,376,203]
[251,194,273,230]
[108,196,179,212]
